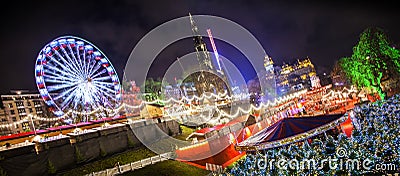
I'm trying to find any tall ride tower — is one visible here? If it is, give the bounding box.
[189,13,214,71]
[183,13,229,96]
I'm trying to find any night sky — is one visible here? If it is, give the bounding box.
[0,0,399,95]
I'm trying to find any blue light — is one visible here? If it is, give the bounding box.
[34,36,122,117]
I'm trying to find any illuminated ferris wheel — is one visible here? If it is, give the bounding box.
[35,36,122,117]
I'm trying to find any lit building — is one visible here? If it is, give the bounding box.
[163,84,183,100]
[264,55,275,77]
[276,57,317,95]
[0,91,51,134]
[258,55,277,101]
[0,108,12,135]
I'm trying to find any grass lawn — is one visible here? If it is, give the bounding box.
[121,160,211,176]
[174,125,196,141]
[61,126,202,176]
[62,147,156,176]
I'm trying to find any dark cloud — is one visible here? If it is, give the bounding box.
[0,0,399,94]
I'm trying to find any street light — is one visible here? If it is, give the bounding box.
[29,115,37,135]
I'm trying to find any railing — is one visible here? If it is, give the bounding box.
[85,152,173,176]
[205,163,223,174]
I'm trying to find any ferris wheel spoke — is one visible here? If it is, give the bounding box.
[84,56,92,78]
[92,82,116,94]
[43,64,79,79]
[72,98,81,110]
[87,59,98,78]
[75,45,84,74]
[100,90,117,102]
[45,76,76,87]
[43,75,74,85]
[93,86,117,102]
[92,83,114,95]
[53,86,78,101]
[43,72,79,83]
[97,94,110,106]
[71,89,86,109]
[43,73,77,83]
[59,47,84,76]
[92,80,115,88]
[62,46,81,72]
[93,81,115,86]
[87,85,101,96]
[43,78,75,86]
[60,88,79,110]
[67,45,81,69]
[92,83,113,95]
[60,93,74,110]
[88,63,102,78]
[96,92,117,103]
[90,69,107,79]
[92,75,111,81]
[54,49,81,75]
[48,54,80,77]
[76,44,89,77]
[84,59,95,79]
[46,56,80,78]
[46,82,79,92]
[82,49,90,77]
[91,93,104,107]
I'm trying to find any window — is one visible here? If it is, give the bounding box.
[8,103,13,108]
[16,102,23,106]
[29,108,33,113]
[22,122,30,130]
[11,110,15,115]
[12,117,17,122]
[27,102,31,106]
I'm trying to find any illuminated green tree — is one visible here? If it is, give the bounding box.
[142,78,162,100]
[341,27,400,99]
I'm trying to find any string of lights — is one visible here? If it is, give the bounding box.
[321,86,358,100]
[0,117,29,128]
[0,90,307,128]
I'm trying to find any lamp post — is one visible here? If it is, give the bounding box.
[29,115,37,135]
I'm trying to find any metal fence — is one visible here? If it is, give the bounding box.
[86,152,172,176]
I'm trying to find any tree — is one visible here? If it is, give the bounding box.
[330,59,350,87]
[142,78,162,100]
[182,71,228,96]
[122,79,132,93]
[341,27,400,99]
